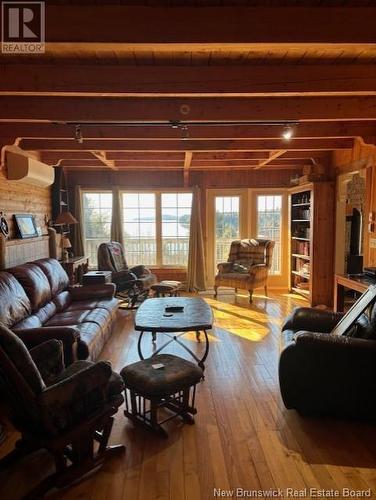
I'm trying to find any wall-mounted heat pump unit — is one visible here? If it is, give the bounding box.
[6,150,55,187]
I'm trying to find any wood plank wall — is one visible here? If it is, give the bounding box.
[0,168,52,239]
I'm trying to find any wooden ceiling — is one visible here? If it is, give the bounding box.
[1,3,376,182]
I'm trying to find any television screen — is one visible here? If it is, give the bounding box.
[14,214,38,239]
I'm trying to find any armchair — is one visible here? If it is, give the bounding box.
[0,323,124,498]
[98,241,157,306]
[279,302,376,419]
[214,238,275,303]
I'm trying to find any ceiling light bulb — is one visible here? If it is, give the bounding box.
[282,126,293,141]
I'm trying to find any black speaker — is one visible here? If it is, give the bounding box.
[347,254,363,275]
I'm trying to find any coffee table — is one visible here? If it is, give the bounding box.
[134,297,213,371]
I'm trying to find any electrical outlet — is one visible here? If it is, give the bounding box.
[370,238,376,249]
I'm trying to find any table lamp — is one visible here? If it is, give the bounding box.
[61,236,72,261]
[54,211,78,260]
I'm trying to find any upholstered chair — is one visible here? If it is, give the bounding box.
[98,241,157,296]
[214,238,275,303]
[0,323,124,498]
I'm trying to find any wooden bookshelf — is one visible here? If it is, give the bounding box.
[289,182,335,307]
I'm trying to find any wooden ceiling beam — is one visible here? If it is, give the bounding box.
[255,150,287,169]
[191,159,311,167]
[1,65,376,96]
[191,151,329,160]
[183,152,193,187]
[40,151,186,163]
[20,138,353,152]
[37,7,376,44]
[91,151,118,171]
[2,121,376,141]
[63,164,303,172]
[1,96,376,121]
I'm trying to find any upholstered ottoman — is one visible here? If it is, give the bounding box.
[151,280,182,297]
[120,354,203,436]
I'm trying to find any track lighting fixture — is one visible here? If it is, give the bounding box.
[75,125,84,144]
[282,126,294,141]
[181,125,190,141]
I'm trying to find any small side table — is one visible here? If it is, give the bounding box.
[334,274,376,312]
[83,270,112,286]
[61,256,89,285]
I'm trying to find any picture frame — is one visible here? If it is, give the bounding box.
[331,284,376,336]
[14,214,39,239]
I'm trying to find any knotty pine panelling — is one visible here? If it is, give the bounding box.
[0,168,52,239]
[66,168,296,190]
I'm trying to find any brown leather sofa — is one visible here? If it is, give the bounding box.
[0,258,119,363]
[279,305,376,419]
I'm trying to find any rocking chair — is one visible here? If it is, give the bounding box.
[0,323,125,498]
[98,241,157,308]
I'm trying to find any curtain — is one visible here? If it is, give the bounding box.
[111,186,124,247]
[72,184,85,256]
[187,186,206,291]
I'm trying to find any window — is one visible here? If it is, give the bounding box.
[122,191,192,267]
[161,193,192,266]
[82,192,113,266]
[256,195,282,275]
[123,193,157,266]
[215,196,240,266]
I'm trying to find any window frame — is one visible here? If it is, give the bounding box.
[81,189,113,268]
[255,193,283,276]
[250,189,289,287]
[121,188,193,269]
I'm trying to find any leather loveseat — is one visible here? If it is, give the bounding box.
[0,258,119,364]
[279,305,376,419]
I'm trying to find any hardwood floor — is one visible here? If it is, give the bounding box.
[1,290,376,499]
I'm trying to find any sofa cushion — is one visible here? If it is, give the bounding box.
[0,272,31,327]
[74,322,105,361]
[67,297,118,316]
[45,307,112,331]
[34,258,70,296]
[14,300,58,329]
[9,263,51,312]
[215,272,251,282]
[13,314,43,330]
[54,291,72,312]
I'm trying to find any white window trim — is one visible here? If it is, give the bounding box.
[121,189,192,269]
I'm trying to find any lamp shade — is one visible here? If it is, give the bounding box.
[62,237,72,249]
[55,211,78,225]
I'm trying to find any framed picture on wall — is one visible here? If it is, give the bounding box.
[14,214,39,239]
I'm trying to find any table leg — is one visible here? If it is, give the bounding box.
[335,283,345,313]
[137,331,145,360]
[198,330,210,371]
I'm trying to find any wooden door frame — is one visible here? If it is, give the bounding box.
[206,187,289,289]
[249,189,289,289]
[206,189,249,287]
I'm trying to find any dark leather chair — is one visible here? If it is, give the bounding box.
[279,304,376,419]
[0,323,124,498]
[97,241,157,305]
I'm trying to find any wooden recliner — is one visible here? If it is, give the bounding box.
[0,323,125,499]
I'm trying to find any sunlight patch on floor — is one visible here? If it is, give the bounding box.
[203,298,271,341]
